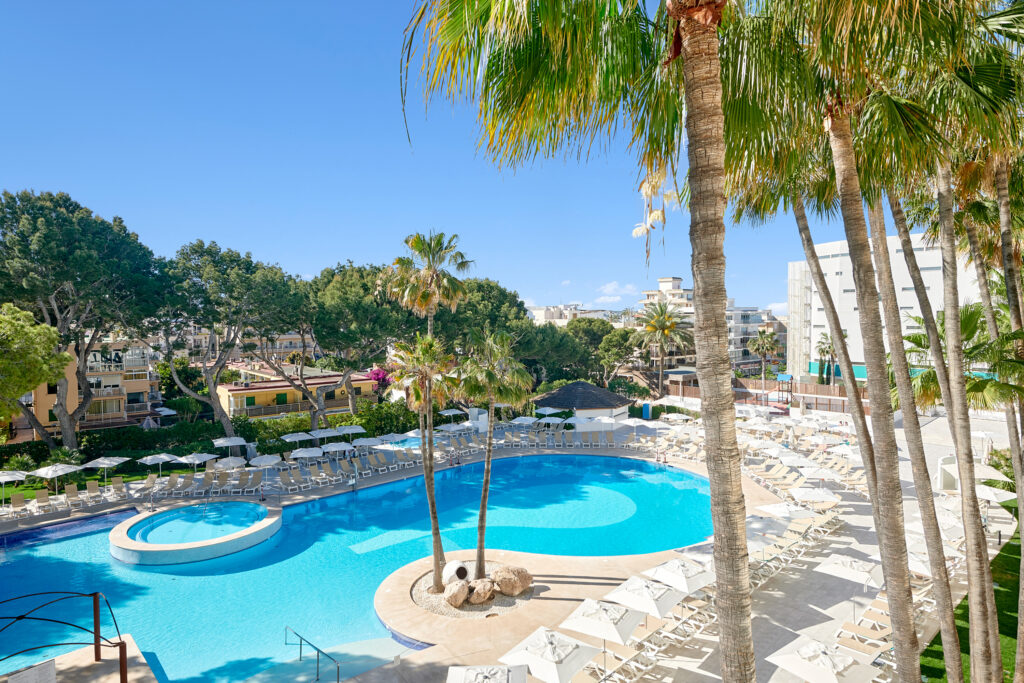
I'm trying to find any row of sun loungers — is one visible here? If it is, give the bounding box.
[2,478,130,519]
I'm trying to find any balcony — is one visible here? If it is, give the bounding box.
[86,362,124,374]
[125,403,150,415]
[235,396,356,419]
[81,386,125,399]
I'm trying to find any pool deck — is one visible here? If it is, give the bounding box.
[0,634,156,683]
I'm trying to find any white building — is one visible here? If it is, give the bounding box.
[526,304,619,328]
[787,233,980,381]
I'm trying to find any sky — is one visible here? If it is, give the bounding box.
[0,1,855,318]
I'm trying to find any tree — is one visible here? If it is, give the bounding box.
[403,3,756,675]
[152,242,266,445]
[432,278,530,352]
[0,305,71,422]
[607,377,650,399]
[155,358,204,399]
[458,331,531,579]
[511,320,591,385]
[815,333,835,385]
[163,396,202,424]
[636,302,693,397]
[597,328,640,385]
[746,329,780,406]
[390,334,457,593]
[565,317,614,354]
[0,191,159,449]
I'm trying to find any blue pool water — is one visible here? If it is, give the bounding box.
[0,455,712,682]
[127,502,267,545]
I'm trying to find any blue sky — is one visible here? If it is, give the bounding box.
[0,1,853,316]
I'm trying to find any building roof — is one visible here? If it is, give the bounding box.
[533,381,632,411]
[220,371,372,394]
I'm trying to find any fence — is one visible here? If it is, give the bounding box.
[667,378,870,415]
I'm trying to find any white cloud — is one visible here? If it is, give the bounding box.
[522,297,536,308]
[594,295,622,304]
[597,281,638,296]
[766,301,788,316]
[561,279,571,286]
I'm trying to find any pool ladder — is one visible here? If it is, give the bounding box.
[284,626,340,682]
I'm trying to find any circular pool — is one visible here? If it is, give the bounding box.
[110,499,281,565]
[128,502,267,544]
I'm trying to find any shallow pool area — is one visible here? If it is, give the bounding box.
[127,502,267,545]
[0,454,712,682]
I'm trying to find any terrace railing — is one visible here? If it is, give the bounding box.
[0,591,128,683]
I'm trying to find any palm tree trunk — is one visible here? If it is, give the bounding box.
[761,356,766,406]
[868,202,962,682]
[826,114,920,682]
[937,159,1002,681]
[678,9,754,680]
[423,376,446,592]
[475,401,496,580]
[658,344,665,396]
[996,159,1023,332]
[793,195,876,497]
[965,210,1024,683]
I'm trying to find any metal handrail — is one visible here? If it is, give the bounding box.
[0,591,128,682]
[284,626,340,682]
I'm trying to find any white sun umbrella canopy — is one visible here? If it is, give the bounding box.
[976,484,1016,503]
[138,453,180,478]
[308,428,340,440]
[643,558,716,595]
[538,417,564,425]
[446,665,527,683]
[560,599,645,646]
[790,487,841,504]
[604,576,684,618]
[212,436,248,448]
[941,462,1013,484]
[82,456,130,486]
[177,453,217,469]
[535,407,561,416]
[437,422,470,433]
[215,456,247,470]
[249,454,282,467]
[439,408,466,417]
[766,637,864,683]
[352,437,382,447]
[322,441,354,453]
[290,447,324,460]
[755,502,817,520]
[813,554,885,588]
[377,433,407,443]
[510,416,539,425]
[336,425,366,436]
[29,463,83,480]
[280,432,313,443]
[0,470,28,501]
[562,416,591,425]
[499,627,600,683]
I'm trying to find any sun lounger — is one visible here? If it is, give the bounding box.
[134,473,158,497]
[404,448,423,465]
[243,470,263,494]
[394,451,416,468]
[836,635,891,661]
[85,480,105,503]
[213,472,234,496]
[65,484,85,509]
[183,472,209,496]
[33,490,55,513]
[837,621,892,641]
[109,476,129,500]
[290,469,313,490]
[9,493,30,519]
[321,462,345,483]
[230,471,251,495]
[277,470,301,493]
[605,431,616,448]
[338,460,357,479]
[156,473,179,497]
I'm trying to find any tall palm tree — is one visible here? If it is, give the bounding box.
[380,231,472,337]
[815,333,834,385]
[637,301,693,397]
[458,331,532,580]
[746,329,779,405]
[391,334,457,593]
[402,4,758,677]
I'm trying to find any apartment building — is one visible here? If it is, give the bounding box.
[526,304,620,328]
[215,361,377,419]
[786,233,980,382]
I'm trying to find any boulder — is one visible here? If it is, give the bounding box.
[442,561,469,585]
[468,579,495,604]
[444,580,469,608]
[492,566,532,596]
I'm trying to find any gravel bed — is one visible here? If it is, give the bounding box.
[410,561,534,619]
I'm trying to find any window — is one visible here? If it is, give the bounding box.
[817,307,824,311]
[245,396,255,407]
[920,266,941,272]
[842,289,855,293]
[901,287,916,291]
[325,390,336,401]
[275,393,288,405]
[900,306,913,311]
[47,383,58,395]
[354,386,362,396]
[48,409,56,422]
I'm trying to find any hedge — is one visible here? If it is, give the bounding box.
[0,441,51,468]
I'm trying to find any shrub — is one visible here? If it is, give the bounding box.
[0,440,51,468]
[5,453,37,473]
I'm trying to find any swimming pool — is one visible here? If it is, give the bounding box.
[127,502,267,545]
[0,454,712,681]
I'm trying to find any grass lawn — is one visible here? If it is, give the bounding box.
[921,500,1020,681]
[1,467,196,505]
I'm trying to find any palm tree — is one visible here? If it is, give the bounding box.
[458,331,532,580]
[402,4,758,677]
[815,333,834,385]
[637,302,693,397]
[391,334,457,593]
[380,231,472,337]
[746,329,779,405]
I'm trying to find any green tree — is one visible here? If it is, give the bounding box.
[815,333,835,385]
[597,328,639,385]
[432,278,530,351]
[607,377,650,399]
[164,396,203,424]
[390,334,457,593]
[565,317,614,353]
[0,305,71,421]
[155,357,204,399]
[458,331,531,579]
[0,191,159,449]
[510,319,590,385]
[746,329,780,406]
[636,302,693,397]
